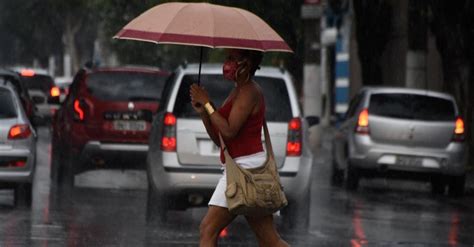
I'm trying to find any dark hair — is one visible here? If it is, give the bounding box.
[240,50,263,76]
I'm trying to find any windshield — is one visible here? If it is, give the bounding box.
[173,74,292,122]
[20,74,54,93]
[369,93,456,121]
[0,88,17,118]
[85,71,167,101]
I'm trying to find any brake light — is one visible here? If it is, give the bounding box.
[8,160,26,168]
[50,86,60,97]
[20,69,35,77]
[8,124,32,139]
[161,112,177,152]
[452,117,465,142]
[286,118,302,156]
[73,99,85,121]
[355,108,370,134]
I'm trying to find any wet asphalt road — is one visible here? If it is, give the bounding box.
[0,127,474,246]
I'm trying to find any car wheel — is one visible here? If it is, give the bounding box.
[448,175,465,197]
[330,158,344,186]
[280,189,310,232]
[430,175,446,195]
[14,183,32,208]
[146,183,169,226]
[345,163,359,191]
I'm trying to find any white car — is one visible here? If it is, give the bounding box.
[0,80,37,206]
[146,64,318,230]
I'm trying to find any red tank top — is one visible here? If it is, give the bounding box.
[217,94,265,164]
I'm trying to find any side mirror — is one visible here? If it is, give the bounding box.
[305,116,320,127]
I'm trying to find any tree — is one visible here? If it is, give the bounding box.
[429,0,474,168]
[353,0,392,85]
[0,0,99,73]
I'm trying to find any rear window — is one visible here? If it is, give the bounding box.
[173,74,292,122]
[0,89,17,119]
[21,74,54,93]
[369,93,455,121]
[85,71,167,101]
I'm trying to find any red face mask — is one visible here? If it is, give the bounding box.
[223,60,238,81]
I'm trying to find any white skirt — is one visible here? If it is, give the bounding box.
[208,151,266,208]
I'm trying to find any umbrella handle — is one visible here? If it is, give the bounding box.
[195,47,203,107]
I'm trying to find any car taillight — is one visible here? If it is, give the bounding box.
[355,108,370,135]
[8,124,32,139]
[161,112,177,152]
[286,117,302,156]
[73,99,86,121]
[8,160,26,168]
[50,86,60,97]
[452,117,465,142]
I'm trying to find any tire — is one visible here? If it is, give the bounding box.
[448,175,465,197]
[14,183,32,208]
[146,183,169,226]
[430,175,446,195]
[280,189,310,232]
[330,159,344,186]
[345,164,359,191]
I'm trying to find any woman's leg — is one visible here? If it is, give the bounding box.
[245,214,289,247]
[200,205,237,247]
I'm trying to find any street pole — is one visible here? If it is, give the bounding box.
[301,1,323,152]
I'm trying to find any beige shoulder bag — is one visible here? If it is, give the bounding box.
[219,120,288,216]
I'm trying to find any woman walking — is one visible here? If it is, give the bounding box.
[190,49,289,247]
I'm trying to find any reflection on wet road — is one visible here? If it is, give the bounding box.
[0,127,473,246]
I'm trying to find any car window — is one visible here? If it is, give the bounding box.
[369,93,455,121]
[21,74,54,93]
[157,72,177,113]
[0,88,17,119]
[85,71,167,101]
[173,74,292,122]
[345,92,364,118]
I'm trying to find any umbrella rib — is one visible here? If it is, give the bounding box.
[232,8,264,49]
[160,3,190,42]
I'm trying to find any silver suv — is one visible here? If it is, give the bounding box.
[332,87,466,196]
[146,64,317,229]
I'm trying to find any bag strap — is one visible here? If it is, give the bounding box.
[218,118,274,160]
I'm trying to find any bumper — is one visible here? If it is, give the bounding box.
[74,141,148,174]
[0,148,36,183]
[148,152,313,202]
[350,135,466,176]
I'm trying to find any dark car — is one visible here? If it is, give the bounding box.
[15,68,60,121]
[51,66,170,187]
[0,69,37,124]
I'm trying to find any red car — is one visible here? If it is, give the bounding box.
[51,66,170,187]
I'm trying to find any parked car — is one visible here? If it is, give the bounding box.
[0,80,37,207]
[332,87,466,196]
[0,69,37,125]
[51,66,170,187]
[13,68,60,121]
[146,64,318,230]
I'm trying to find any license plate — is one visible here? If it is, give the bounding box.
[396,156,422,167]
[113,120,146,131]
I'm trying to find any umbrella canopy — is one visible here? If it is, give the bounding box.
[114,2,292,53]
